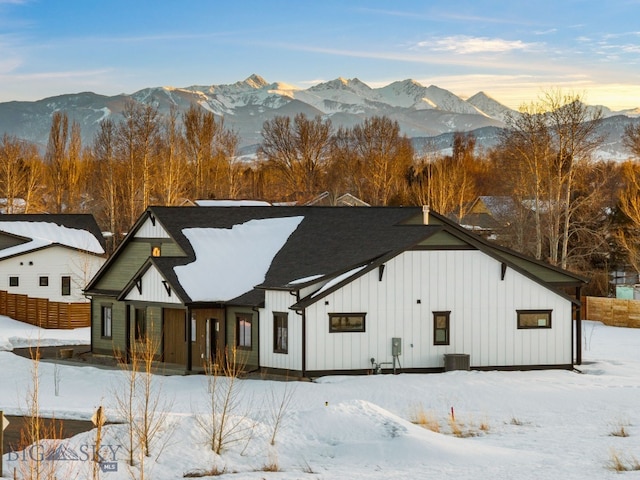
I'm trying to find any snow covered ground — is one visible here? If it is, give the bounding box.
[1,315,639,479]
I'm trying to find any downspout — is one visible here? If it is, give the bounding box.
[186,307,193,372]
[575,286,582,366]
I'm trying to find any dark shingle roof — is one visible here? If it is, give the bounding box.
[147,206,437,305]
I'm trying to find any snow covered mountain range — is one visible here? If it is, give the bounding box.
[1,74,638,159]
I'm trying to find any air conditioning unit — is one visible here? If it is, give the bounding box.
[443,353,470,371]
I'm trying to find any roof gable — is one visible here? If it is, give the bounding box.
[0,215,105,259]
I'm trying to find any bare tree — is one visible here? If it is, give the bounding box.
[543,90,604,269]
[350,116,413,205]
[623,121,640,159]
[44,111,70,213]
[156,107,188,205]
[0,135,41,213]
[183,104,219,199]
[197,347,254,455]
[117,99,161,225]
[259,113,333,200]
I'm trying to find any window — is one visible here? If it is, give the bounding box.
[134,308,146,341]
[273,312,288,354]
[151,245,161,257]
[517,310,552,329]
[9,276,18,287]
[61,276,71,296]
[329,313,366,333]
[433,311,450,345]
[39,276,49,287]
[101,305,112,338]
[236,313,252,349]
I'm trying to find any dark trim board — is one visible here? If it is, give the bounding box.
[261,363,575,380]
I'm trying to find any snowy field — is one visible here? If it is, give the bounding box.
[1,315,640,479]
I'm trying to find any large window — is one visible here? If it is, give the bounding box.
[61,276,71,296]
[273,312,288,354]
[517,310,552,329]
[101,305,112,339]
[433,311,450,345]
[236,313,252,349]
[134,307,146,341]
[329,313,366,333]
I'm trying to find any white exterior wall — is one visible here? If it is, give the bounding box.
[134,217,170,239]
[0,246,105,302]
[123,265,182,304]
[260,290,303,371]
[304,250,573,372]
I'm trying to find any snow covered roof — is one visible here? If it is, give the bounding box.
[0,215,105,259]
[174,217,303,302]
[194,199,272,207]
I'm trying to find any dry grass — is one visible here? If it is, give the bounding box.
[408,404,440,433]
[608,449,640,472]
[610,425,630,437]
[183,465,227,477]
[509,416,525,426]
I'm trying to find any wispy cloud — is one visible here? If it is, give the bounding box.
[414,35,536,54]
[0,68,112,81]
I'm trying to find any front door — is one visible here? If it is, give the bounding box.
[191,308,225,371]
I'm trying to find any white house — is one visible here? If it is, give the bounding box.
[85,206,586,376]
[0,214,106,304]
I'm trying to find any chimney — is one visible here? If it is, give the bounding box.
[422,205,430,225]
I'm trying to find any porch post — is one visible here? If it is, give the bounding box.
[186,307,193,372]
[575,286,582,366]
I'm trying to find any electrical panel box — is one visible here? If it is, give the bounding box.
[392,337,402,356]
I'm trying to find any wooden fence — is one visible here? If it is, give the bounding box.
[0,290,90,329]
[583,296,640,328]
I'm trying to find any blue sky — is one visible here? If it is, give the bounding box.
[1,0,639,109]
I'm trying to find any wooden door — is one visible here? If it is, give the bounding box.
[163,308,186,365]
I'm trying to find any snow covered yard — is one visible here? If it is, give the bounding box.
[1,316,640,479]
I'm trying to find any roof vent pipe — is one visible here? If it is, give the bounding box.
[422,205,430,225]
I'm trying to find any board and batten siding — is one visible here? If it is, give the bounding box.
[0,246,104,303]
[123,266,182,305]
[91,296,128,355]
[304,249,572,372]
[260,290,303,371]
[134,217,171,239]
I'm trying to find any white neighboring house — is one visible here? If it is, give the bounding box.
[0,215,106,303]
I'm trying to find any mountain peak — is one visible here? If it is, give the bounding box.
[243,74,268,89]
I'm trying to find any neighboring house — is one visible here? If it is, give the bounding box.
[304,192,370,207]
[85,206,587,376]
[0,214,106,327]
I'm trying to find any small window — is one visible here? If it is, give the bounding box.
[9,276,19,287]
[61,276,71,296]
[151,245,161,257]
[517,310,552,329]
[329,313,366,333]
[273,312,288,354]
[101,305,112,339]
[433,311,450,345]
[236,313,252,349]
[39,276,49,287]
[134,308,146,341]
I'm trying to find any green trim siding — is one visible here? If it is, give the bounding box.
[226,306,259,369]
[91,296,128,355]
[416,230,470,247]
[93,240,185,292]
